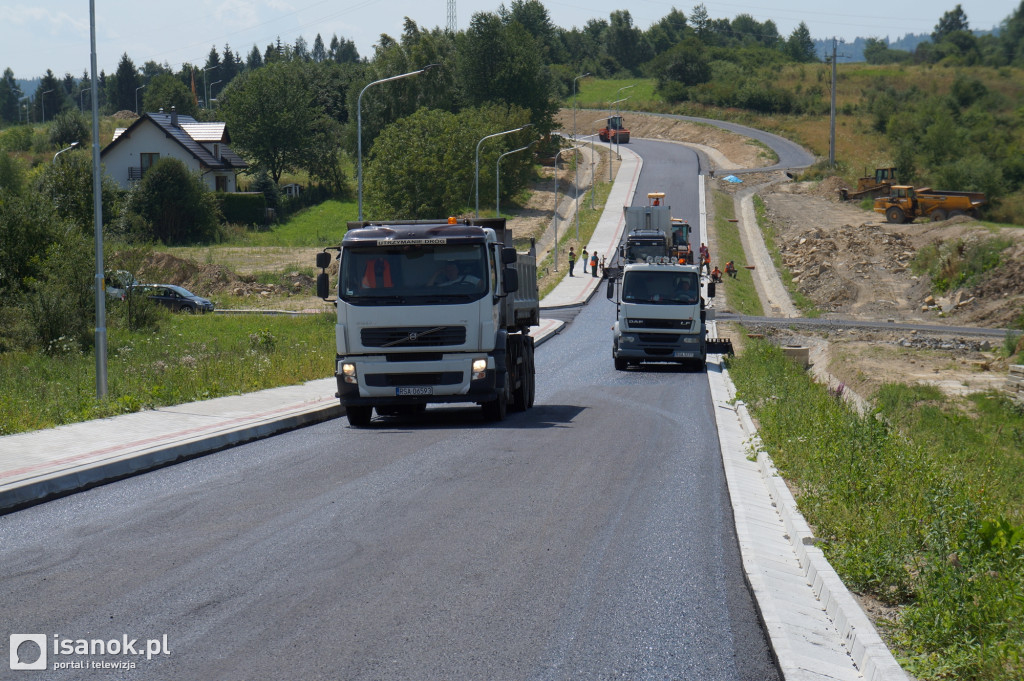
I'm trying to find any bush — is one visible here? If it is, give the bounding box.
[218,192,266,226]
[122,157,222,244]
[21,231,96,353]
[48,109,90,148]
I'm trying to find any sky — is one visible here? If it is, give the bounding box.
[1,0,1019,79]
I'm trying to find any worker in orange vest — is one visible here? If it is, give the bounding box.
[362,258,393,288]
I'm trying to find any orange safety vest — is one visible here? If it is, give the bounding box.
[362,259,393,288]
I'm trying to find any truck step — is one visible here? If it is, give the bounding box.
[706,338,735,356]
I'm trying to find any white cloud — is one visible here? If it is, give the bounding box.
[1,5,87,35]
[214,0,261,29]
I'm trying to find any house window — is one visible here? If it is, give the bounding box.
[213,143,220,159]
[215,175,228,192]
[140,153,159,173]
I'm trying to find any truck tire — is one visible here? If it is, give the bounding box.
[930,208,948,222]
[885,206,906,224]
[482,388,507,421]
[510,337,529,412]
[346,405,372,427]
[950,209,966,217]
[614,356,628,371]
[526,345,536,408]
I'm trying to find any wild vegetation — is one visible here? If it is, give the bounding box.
[730,341,1024,681]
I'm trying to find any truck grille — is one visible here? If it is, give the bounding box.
[361,326,466,347]
[365,372,464,387]
[626,318,691,330]
[637,332,683,344]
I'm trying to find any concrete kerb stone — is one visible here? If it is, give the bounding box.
[728,388,908,681]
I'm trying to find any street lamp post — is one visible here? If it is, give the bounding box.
[89,0,107,398]
[135,84,146,115]
[20,96,29,123]
[53,141,79,163]
[41,89,54,123]
[209,80,221,109]
[475,123,532,217]
[572,73,590,239]
[496,141,534,217]
[578,131,601,210]
[612,84,635,157]
[203,64,219,109]
[594,114,614,181]
[357,65,438,220]
[552,146,581,272]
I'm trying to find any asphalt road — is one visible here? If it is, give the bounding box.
[0,141,781,680]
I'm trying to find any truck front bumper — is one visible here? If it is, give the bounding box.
[335,353,504,407]
[614,333,705,361]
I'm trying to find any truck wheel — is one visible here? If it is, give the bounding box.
[482,389,507,421]
[950,209,966,217]
[511,338,528,412]
[885,206,906,224]
[614,356,628,371]
[346,405,372,427]
[930,208,948,222]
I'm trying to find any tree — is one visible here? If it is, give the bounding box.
[786,22,817,62]
[48,109,89,147]
[113,53,139,112]
[933,4,969,43]
[364,104,533,218]
[142,73,198,117]
[33,150,120,236]
[312,34,327,63]
[219,61,324,182]
[652,38,711,101]
[0,67,23,123]
[247,45,263,70]
[606,10,651,73]
[123,157,220,244]
[34,70,62,122]
[457,12,558,131]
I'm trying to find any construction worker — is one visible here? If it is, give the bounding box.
[711,265,723,283]
[362,258,393,288]
[725,260,737,278]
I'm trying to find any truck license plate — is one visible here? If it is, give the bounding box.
[397,387,432,396]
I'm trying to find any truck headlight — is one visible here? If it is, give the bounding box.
[472,358,487,380]
[621,335,637,343]
[341,362,357,384]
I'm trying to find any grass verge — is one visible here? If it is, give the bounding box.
[711,190,763,316]
[729,339,1024,681]
[0,312,335,436]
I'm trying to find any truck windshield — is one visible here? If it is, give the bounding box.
[622,271,699,304]
[339,244,489,305]
[627,240,667,262]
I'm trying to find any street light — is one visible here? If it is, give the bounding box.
[552,145,582,272]
[41,89,54,123]
[53,141,79,163]
[612,84,635,157]
[475,123,532,217]
[496,141,535,218]
[20,96,29,123]
[135,84,146,115]
[203,64,219,109]
[357,64,439,220]
[577,131,602,210]
[572,73,590,239]
[594,114,614,181]
[209,80,221,109]
[89,0,107,398]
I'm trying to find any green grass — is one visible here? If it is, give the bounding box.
[537,178,614,299]
[572,78,662,111]
[712,190,763,316]
[0,312,336,435]
[231,199,357,247]
[729,340,1024,681]
[753,194,820,317]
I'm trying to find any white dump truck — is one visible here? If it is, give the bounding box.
[606,258,730,369]
[620,193,693,265]
[315,217,539,426]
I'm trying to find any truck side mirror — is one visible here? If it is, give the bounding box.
[606,278,615,300]
[503,267,519,294]
[501,247,517,265]
[707,282,716,298]
[315,251,331,269]
[316,272,330,299]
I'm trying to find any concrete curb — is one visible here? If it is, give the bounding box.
[731,395,909,681]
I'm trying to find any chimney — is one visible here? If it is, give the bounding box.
[170,106,178,127]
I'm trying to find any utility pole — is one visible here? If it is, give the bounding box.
[447,0,457,33]
[829,38,838,168]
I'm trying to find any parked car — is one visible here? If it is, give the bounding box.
[132,284,215,313]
